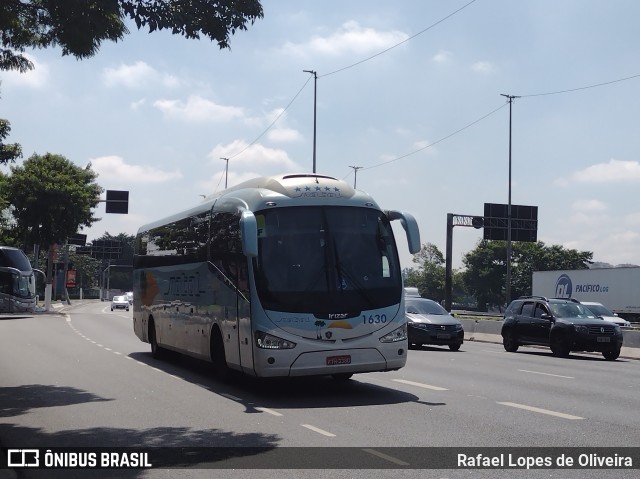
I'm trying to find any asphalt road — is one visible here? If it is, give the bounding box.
[1,300,639,479]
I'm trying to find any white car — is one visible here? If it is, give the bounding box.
[581,301,631,328]
[111,295,130,311]
[125,291,133,304]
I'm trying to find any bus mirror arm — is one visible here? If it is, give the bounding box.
[386,210,421,254]
[240,210,259,257]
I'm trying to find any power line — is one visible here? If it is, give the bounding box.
[320,0,479,79]
[225,75,313,161]
[360,102,508,172]
[226,0,640,175]
[226,1,479,161]
[516,73,640,98]
[351,71,640,177]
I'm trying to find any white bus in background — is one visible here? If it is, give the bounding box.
[132,173,420,380]
[0,246,37,313]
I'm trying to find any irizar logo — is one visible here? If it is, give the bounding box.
[555,274,572,298]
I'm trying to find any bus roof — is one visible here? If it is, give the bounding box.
[0,246,32,272]
[137,173,382,234]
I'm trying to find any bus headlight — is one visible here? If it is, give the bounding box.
[255,331,297,349]
[379,323,407,343]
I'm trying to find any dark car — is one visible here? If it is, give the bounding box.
[406,297,464,351]
[502,296,623,360]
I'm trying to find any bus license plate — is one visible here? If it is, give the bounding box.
[597,337,610,343]
[327,355,351,365]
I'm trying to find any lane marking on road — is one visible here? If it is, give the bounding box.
[301,424,336,437]
[255,407,283,417]
[518,369,574,379]
[497,402,583,420]
[393,379,449,391]
[65,314,139,362]
[362,448,410,466]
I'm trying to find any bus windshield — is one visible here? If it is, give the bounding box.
[253,206,401,313]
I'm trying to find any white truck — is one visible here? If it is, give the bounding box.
[532,267,640,321]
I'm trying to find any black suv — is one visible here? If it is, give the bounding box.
[502,296,623,360]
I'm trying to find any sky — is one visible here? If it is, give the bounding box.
[2,0,640,270]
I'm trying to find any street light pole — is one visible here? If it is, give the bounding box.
[303,69,317,173]
[500,93,520,306]
[221,157,229,189]
[349,165,363,188]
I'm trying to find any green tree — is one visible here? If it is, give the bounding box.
[510,242,592,299]
[69,250,101,289]
[0,117,22,165]
[0,0,264,73]
[461,240,506,311]
[0,170,18,244]
[462,240,593,310]
[6,153,103,253]
[405,243,446,301]
[93,232,135,264]
[92,232,135,291]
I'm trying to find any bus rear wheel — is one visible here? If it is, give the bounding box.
[211,327,232,382]
[149,319,166,359]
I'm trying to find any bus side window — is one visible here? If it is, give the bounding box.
[0,272,11,294]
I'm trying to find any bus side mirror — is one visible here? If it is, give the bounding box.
[240,211,258,257]
[386,210,421,254]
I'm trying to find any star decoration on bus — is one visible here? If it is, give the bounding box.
[290,182,342,198]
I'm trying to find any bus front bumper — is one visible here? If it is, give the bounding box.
[253,345,408,377]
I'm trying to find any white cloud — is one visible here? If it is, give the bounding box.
[153,95,244,122]
[625,212,640,226]
[572,159,640,183]
[569,212,603,226]
[571,199,607,212]
[90,155,182,183]
[197,170,267,196]
[130,99,146,110]
[413,140,431,150]
[267,128,303,143]
[282,21,408,57]
[471,61,494,74]
[433,50,452,64]
[102,61,180,89]
[207,140,301,171]
[259,108,302,142]
[1,53,49,88]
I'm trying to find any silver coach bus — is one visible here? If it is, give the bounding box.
[133,173,420,379]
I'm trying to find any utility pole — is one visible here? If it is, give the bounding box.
[349,165,363,188]
[500,93,520,306]
[220,157,229,189]
[303,69,317,173]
